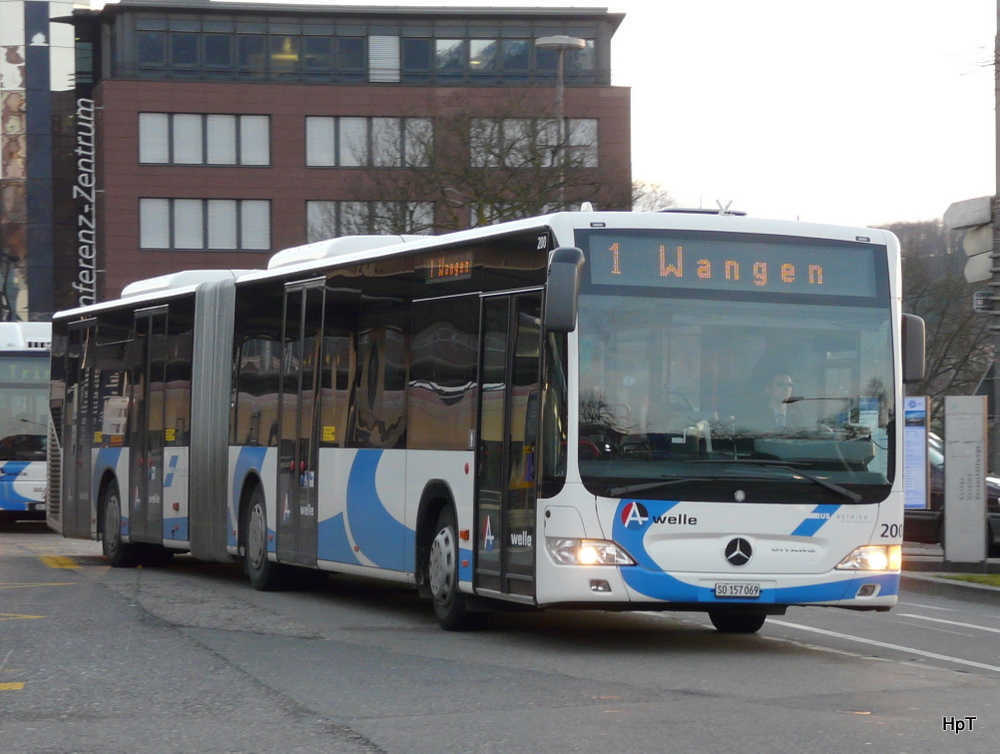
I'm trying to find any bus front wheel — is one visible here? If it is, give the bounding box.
[708,610,766,634]
[428,507,477,631]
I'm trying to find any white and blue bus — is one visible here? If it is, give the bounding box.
[0,321,51,525]
[48,210,924,632]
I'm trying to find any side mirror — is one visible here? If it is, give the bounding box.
[902,313,925,384]
[544,247,584,333]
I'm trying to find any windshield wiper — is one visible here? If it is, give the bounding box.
[607,477,712,497]
[722,459,863,503]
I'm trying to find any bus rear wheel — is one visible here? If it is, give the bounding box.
[708,610,767,634]
[242,486,286,591]
[428,507,478,631]
[101,481,138,568]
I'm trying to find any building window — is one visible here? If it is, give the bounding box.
[536,40,595,73]
[501,39,530,72]
[402,38,432,71]
[170,33,199,66]
[566,118,599,168]
[137,31,166,65]
[126,17,604,85]
[139,113,270,166]
[339,37,366,71]
[369,35,400,83]
[306,201,434,241]
[140,198,271,250]
[435,39,465,71]
[566,40,596,72]
[305,116,432,168]
[469,39,498,71]
[204,34,233,68]
[470,117,598,168]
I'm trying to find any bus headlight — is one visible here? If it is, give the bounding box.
[545,538,636,566]
[835,544,901,572]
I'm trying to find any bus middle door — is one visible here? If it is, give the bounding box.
[476,293,542,601]
[276,279,324,566]
[128,307,167,543]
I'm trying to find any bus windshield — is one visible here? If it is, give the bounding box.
[0,353,49,461]
[576,236,894,505]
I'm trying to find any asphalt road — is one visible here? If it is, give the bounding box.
[2,524,998,754]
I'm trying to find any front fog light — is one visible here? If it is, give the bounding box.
[545,537,636,566]
[836,544,901,571]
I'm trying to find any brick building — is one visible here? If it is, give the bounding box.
[61,0,631,304]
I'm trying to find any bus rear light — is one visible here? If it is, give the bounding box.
[835,544,901,572]
[546,537,636,566]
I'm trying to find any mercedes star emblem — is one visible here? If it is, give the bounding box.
[725,537,752,566]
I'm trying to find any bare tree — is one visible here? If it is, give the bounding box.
[887,219,993,431]
[632,179,678,212]
[345,92,632,234]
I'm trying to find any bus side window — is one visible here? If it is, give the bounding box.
[352,299,409,450]
[234,338,281,447]
[407,297,478,451]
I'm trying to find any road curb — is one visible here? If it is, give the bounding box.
[901,572,1000,606]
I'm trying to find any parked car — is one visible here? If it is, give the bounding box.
[903,433,1000,556]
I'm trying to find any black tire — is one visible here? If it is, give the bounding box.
[101,481,138,568]
[708,610,767,634]
[428,507,478,630]
[242,485,286,590]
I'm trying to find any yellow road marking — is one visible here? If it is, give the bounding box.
[0,683,26,691]
[0,614,45,621]
[39,555,79,569]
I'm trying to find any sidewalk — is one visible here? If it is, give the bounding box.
[901,542,1000,606]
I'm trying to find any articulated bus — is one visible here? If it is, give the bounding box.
[0,321,51,525]
[48,210,924,632]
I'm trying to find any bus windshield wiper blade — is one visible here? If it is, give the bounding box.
[682,458,863,502]
[607,478,709,496]
[740,461,862,502]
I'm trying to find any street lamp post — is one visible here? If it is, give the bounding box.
[535,35,586,210]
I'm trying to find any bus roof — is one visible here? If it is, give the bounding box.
[0,321,52,351]
[267,235,426,270]
[54,270,252,320]
[121,269,254,298]
[238,210,896,286]
[52,210,898,318]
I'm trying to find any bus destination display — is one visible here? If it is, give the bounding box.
[586,231,880,297]
[421,251,473,283]
[0,355,49,384]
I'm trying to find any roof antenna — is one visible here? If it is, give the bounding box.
[716,199,735,215]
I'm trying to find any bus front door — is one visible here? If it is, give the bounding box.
[475,293,542,600]
[276,280,324,566]
[128,307,167,543]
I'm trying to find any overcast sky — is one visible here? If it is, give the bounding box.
[103,0,998,227]
[613,0,997,227]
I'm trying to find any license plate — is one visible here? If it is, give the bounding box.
[714,582,761,598]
